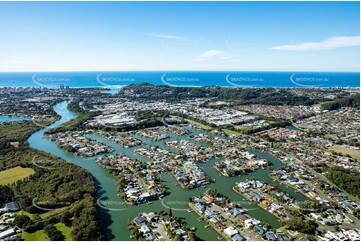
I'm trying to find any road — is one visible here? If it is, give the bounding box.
[211,204,260,241]
[154,223,171,240]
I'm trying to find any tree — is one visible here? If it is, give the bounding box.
[286,216,318,235]
[60,210,72,227]
[13,215,31,229]
[0,185,14,204]
[44,224,65,241]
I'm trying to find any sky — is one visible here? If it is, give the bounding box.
[0,1,359,72]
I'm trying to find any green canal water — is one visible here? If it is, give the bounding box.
[28,101,307,241]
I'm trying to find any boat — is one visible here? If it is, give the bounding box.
[190,227,196,231]
[187,209,193,213]
[217,237,223,240]
[204,225,209,228]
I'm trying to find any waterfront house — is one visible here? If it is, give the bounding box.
[244,218,259,229]
[248,191,263,202]
[139,225,150,234]
[194,203,205,213]
[253,224,265,235]
[265,231,277,241]
[143,212,158,222]
[289,177,299,183]
[236,214,249,222]
[202,194,215,203]
[224,227,238,237]
[217,221,227,230]
[227,208,243,216]
[205,209,214,217]
[232,233,246,241]
[262,199,272,206]
[134,216,147,227]
[276,231,290,241]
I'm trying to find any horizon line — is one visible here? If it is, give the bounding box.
[0,70,359,73]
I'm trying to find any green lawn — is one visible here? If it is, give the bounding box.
[223,129,242,136]
[185,119,212,130]
[278,226,305,240]
[40,207,68,219]
[17,208,68,220]
[16,210,34,220]
[258,202,269,209]
[55,222,72,241]
[22,222,71,241]
[0,166,35,185]
[23,230,47,241]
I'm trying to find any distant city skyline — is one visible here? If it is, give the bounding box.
[0,1,359,72]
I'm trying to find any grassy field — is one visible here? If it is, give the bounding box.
[185,119,212,130]
[39,206,69,219]
[23,230,47,241]
[278,226,306,240]
[16,210,34,220]
[329,146,360,160]
[0,166,35,185]
[55,222,72,241]
[223,129,244,136]
[258,202,269,209]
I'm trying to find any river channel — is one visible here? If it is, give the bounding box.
[28,101,307,241]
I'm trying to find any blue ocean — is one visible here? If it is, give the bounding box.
[0,71,359,88]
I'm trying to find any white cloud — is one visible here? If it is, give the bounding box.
[272,36,360,51]
[200,49,224,58]
[147,33,200,44]
[194,49,234,61]
[147,33,184,39]
[0,59,40,66]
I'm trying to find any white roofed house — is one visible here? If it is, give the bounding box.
[0,202,20,213]
[0,228,17,240]
[224,226,238,237]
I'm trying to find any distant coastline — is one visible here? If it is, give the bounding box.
[0,71,359,88]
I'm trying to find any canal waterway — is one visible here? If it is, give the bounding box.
[0,116,31,122]
[27,101,307,240]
